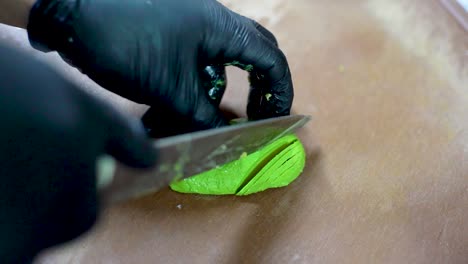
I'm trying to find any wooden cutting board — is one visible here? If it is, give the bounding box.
[2,0,466,263]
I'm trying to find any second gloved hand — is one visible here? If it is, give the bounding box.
[27,0,294,133]
[0,42,157,263]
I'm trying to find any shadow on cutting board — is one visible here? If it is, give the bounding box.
[223,146,325,264]
[115,136,325,263]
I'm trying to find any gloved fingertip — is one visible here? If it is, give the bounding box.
[107,118,158,169]
[246,70,293,120]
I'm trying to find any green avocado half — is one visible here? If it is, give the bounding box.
[169,134,306,196]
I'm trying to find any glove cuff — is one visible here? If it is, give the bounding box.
[27,0,77,52]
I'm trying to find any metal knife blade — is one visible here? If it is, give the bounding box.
[100,114,311,204]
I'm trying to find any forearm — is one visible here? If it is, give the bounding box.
[0,0,35,28]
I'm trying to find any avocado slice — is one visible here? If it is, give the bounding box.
[169,134,306,196]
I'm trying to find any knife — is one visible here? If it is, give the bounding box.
[99,114,311,204]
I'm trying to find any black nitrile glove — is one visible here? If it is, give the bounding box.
[27,0,294,135]
[0,43,157,263]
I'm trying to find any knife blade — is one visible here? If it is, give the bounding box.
[99,114,311,204]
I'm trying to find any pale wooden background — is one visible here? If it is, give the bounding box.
[1,0,467,263]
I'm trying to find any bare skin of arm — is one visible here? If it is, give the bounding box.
[0,0,35,28]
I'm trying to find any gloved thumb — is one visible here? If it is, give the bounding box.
[142,65,229,138]
[141,98,228,139]
[191,93,228,131]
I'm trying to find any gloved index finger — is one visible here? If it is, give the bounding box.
[83,94,158,169]
[104,111,158,169]
[210,20,294,120]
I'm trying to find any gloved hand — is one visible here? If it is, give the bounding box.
[0,43,157,263]
[27,0,294,135]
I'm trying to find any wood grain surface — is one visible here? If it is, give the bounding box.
[1,0,467,263]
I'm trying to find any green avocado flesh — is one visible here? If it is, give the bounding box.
[169,134,306,196]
